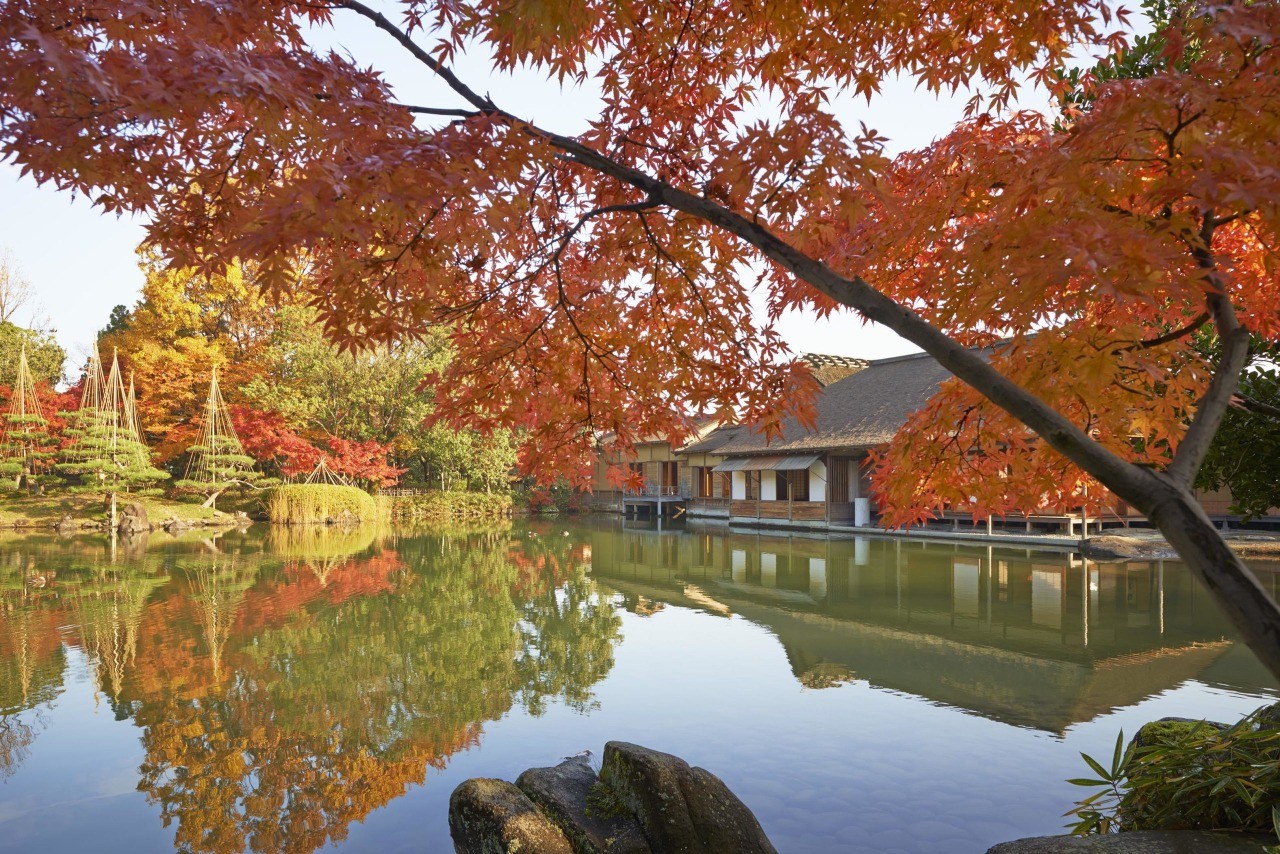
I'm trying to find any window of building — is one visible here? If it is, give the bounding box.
[793,469,810,501]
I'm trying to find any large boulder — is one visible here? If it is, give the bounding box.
[117,501,150,534]
[986,831,1275,853]
[55,514,78,536]
[449,778,574,854]
[599,742,776,854]
[515,755,649,854]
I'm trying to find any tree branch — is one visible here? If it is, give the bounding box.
[1167,218,1252,486]
[396,103,482,118]
[1236,393,1280,420]
[1114,312,1210,353]
[340,0,1167,509]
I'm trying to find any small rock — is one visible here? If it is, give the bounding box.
[986,830,1275,853]
[600,742,776,854]
[1251,701,1280,728]
[164,518,191,534]
[449,778,574,854]
[516,755,649,853]
[117,502,150,534]
[54,514,77,536]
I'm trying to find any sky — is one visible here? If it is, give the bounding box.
[0,5,1071,372]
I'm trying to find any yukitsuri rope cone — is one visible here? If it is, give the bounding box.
[0,346,57,491]
[177,366,263,509]
[303,456,351,487]
[57,346,168,497]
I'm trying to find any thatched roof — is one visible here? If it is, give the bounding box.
[719,351,954,455]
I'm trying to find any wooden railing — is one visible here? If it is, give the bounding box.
[623,482,687,498]
[729,499,827,521]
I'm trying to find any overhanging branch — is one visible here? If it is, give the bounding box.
[339,0,1167,508]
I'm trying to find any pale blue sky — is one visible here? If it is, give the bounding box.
[0,6,1072,372]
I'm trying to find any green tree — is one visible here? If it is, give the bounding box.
[246,306,463,476]
[1197,365,1280,522]
[0,322,63,387]
[0,347,58,491]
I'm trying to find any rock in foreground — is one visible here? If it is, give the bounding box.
[449,778,574,854]
[451,744,775,854]
[600,742,776,854]
[516,754,648,853]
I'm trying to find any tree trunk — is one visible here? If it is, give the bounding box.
[1146,487,1280,679]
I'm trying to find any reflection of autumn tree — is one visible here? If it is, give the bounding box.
[0,597,64,715]
[129,530,621,853]
[0,594,63,781]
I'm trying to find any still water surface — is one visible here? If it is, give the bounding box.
[0,519,1276,853]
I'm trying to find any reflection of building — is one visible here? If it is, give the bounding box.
[586,520,1280,732]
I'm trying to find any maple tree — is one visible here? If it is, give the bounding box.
[323,436,406,490]
[3,0,1279,675]
[229,404,325,479]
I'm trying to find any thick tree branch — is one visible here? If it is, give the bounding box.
[340,0,1168,511]
[1168,219,1252,487]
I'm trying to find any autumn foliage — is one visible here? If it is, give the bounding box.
[3,0,1280,670]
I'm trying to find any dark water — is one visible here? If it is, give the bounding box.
[0,519,1276,853]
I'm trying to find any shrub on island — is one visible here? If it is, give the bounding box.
[262,484,377,525]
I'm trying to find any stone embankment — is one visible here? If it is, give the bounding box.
[9,500,251,535]
[450,742,776,854]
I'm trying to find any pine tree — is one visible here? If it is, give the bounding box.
[57,347,170,496]
[0,347,58,491]
[176,367,265,508]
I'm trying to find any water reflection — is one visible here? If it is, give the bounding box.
[0,526,621,852]
[0,522,1276,853]
[587,521,1280,732]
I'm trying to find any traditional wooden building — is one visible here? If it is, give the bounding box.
[591,349,1275,532]
[590,354,867,517]
[712,351,952,529]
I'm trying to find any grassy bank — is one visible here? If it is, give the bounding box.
[0,493,230,529]
[378,491,512,523]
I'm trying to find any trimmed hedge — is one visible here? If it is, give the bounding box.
[262,484,377,525]
[378,491,512,522]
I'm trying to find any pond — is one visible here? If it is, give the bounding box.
[0,518,1276,853]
